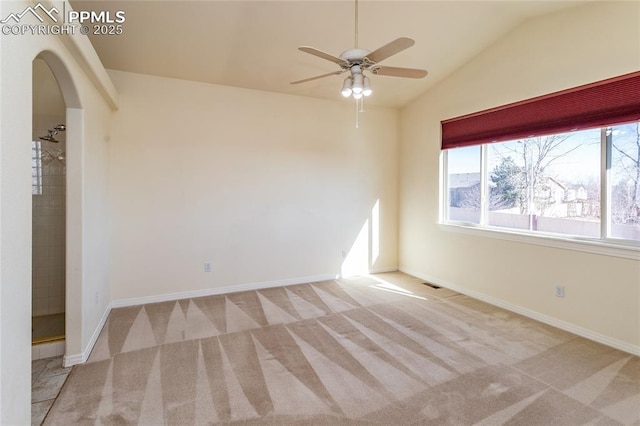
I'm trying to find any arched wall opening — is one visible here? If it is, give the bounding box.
[31,58,66,348]
[32,50,83,365]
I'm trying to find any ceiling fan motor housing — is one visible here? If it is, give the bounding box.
[339,48,371,64]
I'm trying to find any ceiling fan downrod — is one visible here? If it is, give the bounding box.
[354,0,358,49]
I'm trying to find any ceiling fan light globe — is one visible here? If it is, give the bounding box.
[352,73,364,94]
[352,92,363,99]
[363,76,372,96]
[341,77,353,97]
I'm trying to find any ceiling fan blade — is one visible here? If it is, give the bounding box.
[371,66,428,79]
[290,70,344,85]
[365,37,415,64]
[298,46,347,66]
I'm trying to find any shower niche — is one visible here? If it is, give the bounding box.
[32,58,66,345]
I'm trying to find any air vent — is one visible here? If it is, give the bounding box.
[422,282,441,289]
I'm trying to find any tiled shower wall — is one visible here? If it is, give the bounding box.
[32,115,66,317]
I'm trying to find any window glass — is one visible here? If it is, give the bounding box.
[487,130,601,237]
[32,141,43,195]
[609,123,640,241]
[447,145,481,224]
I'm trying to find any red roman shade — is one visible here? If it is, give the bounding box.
[441,71,640,150]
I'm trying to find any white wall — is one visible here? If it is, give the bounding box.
[399,1,640,353]
[0,1,116,422]
[76,82,112,355]
[108,70,398,302]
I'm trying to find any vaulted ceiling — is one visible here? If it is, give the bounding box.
[69,1,582,108]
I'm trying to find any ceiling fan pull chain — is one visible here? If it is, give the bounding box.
[355,98,360,128]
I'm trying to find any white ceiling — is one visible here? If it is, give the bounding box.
[69,1,582,108]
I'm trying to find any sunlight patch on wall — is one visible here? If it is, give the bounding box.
[341,199,382,277]
[371,199,380,264]
[341,219,369,277]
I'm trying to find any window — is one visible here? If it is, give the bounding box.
[442,72,640,246]
[609,123,640,241]
[32,140,43,195]
[486,128,601,237]
[444,123,640,243]
[447,146,480,224]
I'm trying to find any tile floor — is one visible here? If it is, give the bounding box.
[31,356,71,426]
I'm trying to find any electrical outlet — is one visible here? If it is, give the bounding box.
[554,285,565,298]
[204,262,212,273]
[94,290,99,304]
[341,250,348,259]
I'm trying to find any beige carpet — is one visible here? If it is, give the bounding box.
[45,273,639,425]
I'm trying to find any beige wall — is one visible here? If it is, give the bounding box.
[108,70,398,302]
[399,1,640,352]
[0,1,116,422]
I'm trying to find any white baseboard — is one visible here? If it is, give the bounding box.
[63,303,111,367]
[339,266,399,278]
[367,266,399,274]
[111,273,340,309]
[399,267,640,357]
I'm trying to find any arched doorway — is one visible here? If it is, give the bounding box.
[30,49,83,360]
[30,50,83,423]
[31,58,66,350]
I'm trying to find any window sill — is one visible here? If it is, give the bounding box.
[439,222,640,261]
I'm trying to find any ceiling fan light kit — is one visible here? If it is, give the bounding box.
[341,65,372,99]
[291,0,428,110]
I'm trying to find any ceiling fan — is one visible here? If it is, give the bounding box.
[290,0,428,100]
